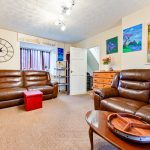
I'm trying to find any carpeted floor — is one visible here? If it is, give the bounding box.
[0,94,117,150]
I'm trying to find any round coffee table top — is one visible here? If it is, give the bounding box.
[85,110,150,150]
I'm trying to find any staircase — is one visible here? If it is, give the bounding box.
[87,47,99,74]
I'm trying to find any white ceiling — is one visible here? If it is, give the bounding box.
[0,0,150,43]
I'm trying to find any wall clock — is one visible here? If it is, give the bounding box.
[0,38,14,62]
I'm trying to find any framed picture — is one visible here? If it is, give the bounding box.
[123,24,142,53]
[106,37,118,54]
[57,48,64,61]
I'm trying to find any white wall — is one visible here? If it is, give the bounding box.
[74,5,150,70]
[1,5,150,71]
[18,33,71,61]
[122,6,150,69]
[0,28,20,70]
[0,28,71,70]
[74,26,122,71]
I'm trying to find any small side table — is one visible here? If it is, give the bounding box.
[24,90,43,111]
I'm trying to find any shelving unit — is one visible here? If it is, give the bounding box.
[54,60,69,94]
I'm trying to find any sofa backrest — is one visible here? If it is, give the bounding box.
[0,70,23,89]
[23,70,50,87]
[118,69,150,103]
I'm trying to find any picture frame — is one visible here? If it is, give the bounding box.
[123,24,142,53]
[106,37,118,54]
[57,48,64,61]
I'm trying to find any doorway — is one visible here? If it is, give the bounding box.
[87,46,100,91]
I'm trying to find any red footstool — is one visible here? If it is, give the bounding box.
[24,90,43,111]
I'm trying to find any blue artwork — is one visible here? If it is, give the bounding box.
[58,48,64,61]
[123,24,142,53]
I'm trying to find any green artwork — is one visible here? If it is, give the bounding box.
[106,37,118,54]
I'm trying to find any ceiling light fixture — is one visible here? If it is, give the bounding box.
[55,0,75,31]
[55,20,60,26]
[65,2,72,8]
[61,24,66,31]
[58,15,64,21]
[66,9,71,16]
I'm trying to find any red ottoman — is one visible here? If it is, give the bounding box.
[24,90,43,111]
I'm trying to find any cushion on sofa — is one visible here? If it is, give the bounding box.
[0,87,27,101]
[27,85,53,95]
[24,71,49,87]
[135,105,150,123]
[118,70,150,103]
[100,97,146,114]
[0,70,23,89]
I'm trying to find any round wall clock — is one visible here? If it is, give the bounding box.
[0,38,14,62]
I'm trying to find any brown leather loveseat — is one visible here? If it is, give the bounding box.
[94,69,150,123]
[0,70,58,109]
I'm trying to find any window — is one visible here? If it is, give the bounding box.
[20,44,51,70]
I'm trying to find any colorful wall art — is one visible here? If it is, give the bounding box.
[57,48,64,61]
[148,25,150,63]
[123,24,142,53]
[106,37,118,54]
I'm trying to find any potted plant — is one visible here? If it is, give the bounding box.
[102,56,111,71]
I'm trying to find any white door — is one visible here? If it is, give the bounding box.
[70,47,87,95]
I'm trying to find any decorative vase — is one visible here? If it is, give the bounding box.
[104,64,110,71]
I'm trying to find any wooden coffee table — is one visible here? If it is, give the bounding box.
[85,110,150,150]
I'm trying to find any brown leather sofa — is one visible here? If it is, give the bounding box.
[94,69,150,123]
[0,70,58,109]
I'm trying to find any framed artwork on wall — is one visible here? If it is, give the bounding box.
[123,24,142,53]
[106,37,118,54]
[147,25,150,63]
[57,48,64,61]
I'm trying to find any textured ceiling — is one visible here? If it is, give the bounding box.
[0,0,150,43]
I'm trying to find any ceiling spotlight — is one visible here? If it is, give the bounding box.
[61,25,66,31]
[54,0,75,31]
[55,20,60,26]
[59,15,64,21]
[66,9,71,16]
[65,0,73,8]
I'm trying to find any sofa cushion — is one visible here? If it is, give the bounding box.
[100,97,146,114]
[118,70,150,103]
[27,85,53,95]
[0,88,27,101]
[24,71,50,87]
[118,86,149,103]
[0,70,23,89]
[135,105,150,123]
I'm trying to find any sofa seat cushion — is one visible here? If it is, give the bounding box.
[100,97,146,114]
[27,85,53,95]
[0,88,27,101]
[135,105,150,123]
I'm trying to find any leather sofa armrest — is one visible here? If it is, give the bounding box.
[50,81,58,87]
[94,88,119,110]
[49,81,58,98]
[95,88,119,99]
[94,93,101,110]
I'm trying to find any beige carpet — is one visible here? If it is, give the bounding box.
[0,94,117,150]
